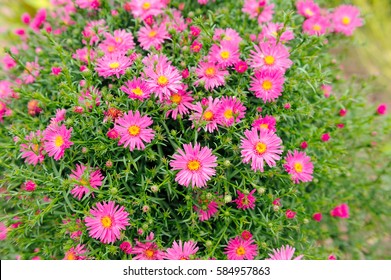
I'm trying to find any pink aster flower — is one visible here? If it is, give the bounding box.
[233,189,256,210]
[195,62,229,91]
[85,201,129,244]
[250,69,285,103]
[225,235,258,260]
[144,59,182,101]
[303,16,331,36]
[99,29,135,54]
[120,241,133,254]
[72,48,96,64]
[121,78,152,101]
[215,96,246,127]
[0,222,8,240]
[332,5,363,36]
[43,124,73,160]
[189,96,220,133]
[20,130,45,165]
[132,233,164,260]
[63,244,88,260]
[260,22,295,43]
[95,53,132,78]
[328,254,337,260]
[24,180,36,192]
[76,0,100,10]
[114,110,155,151]
[165,240,199,260]
[296,0,321,18]
[170,143,217,188]
[242,0,275,24]
[0,80,15,102]
[190,40,202,53]
[321,133,330,142]
[82,19,108,45]
[2,54,17,70]
[22,61,41,84]
[266,245,303,260]
[313,212,323,222]
[286,209,296,219]
[249,42,292,72]
[213,28,243,46]
[138,24,170,50]
[252,115,276,132]
[209,41,240,68]
[283,150,314,184]
[127,0,165,19]
[194,200,219,221]
[321,84,332,98]
[240,128,283,172]
[78,87,101,110]
[70,164,104,200]
[165,85,194,120]
[330,203,349,218]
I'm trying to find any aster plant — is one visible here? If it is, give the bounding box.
[0,0,390,260]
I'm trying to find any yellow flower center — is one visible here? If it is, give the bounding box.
[142,2,151,10]
[264,55,275,65]
[80,179,88,186]
[157,75,168,86]
[109,62,120,69]
[224,109,233,119]
[107,45,116,53]
[66,252,76,260]
[294,162,303,173]
[203,111,214,121]
[342,16,351,25]
[260,123,268,129]
[171,94,182,104]
[54,136,64,147]
[0,103,4,110]
[128,125,141,136]
[145,249,154,258]
[220,50,230,60]
[115,37,123,43]
[204,67,216,78]
[313,24,321,31]
[148,30,157,38]
[101,216,112,229]
[187,159,201,171]
[305,8,314,17]
[224,35,232,41]
[131,87,143,96]
[32,144,39,152]
[262,80,273,90]
[236,246,246,256]
[255,142,267,155]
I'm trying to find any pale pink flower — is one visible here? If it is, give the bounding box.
[170,143,217,188]
[296,0,321,18]
[283,150,314,184]
[213,28,243,46]
[240,128,283,172]
[114,110,155,151]
[85,201,129,244]
[242,0,275,24]
[260,22,295,43]
[127,0,165,19]
[165,240,199,260]
[76,0,100,10]
[266,245,303,260]
[22,61,41,84]
[72,48,96,64]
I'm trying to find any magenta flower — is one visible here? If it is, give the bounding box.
[95,53,132,78]
[165,85,194,120]
[114,110,155,151]
[194,200,219,221]
[283,150,314,184]
[330,203,349,218]
[209,41,240,68]
[250,69,285,103]
[266,245,303,260]
[119,241,133,254]
[189,96,220,133]
[377,103,387,115]
[138,24,170,50]
[195,62,229,91]
[285,209,296,219]
[0,222,8,240]
[170,143,217,188]
[43,124,73,161]
[69,164,104,200]
[85,201,129,244]
[76,0,100,10]
[99,29,135,54]
[213,28,243,46]
[132,233,164,260]
[242,0,274,24]
[127,0,165,19]
[24,180,36,192]
[240,128,283,172]
[249,42,292,72]
[216,96,246,127]
[332,5,363,36]
[224,235,258,260]
[20,130,45,166]
[165,240,199,260]
[121,78,152,101]
[313,212,323,222]
[252,115,276,132]
[233,189,256,210]
[63,244,88,260]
